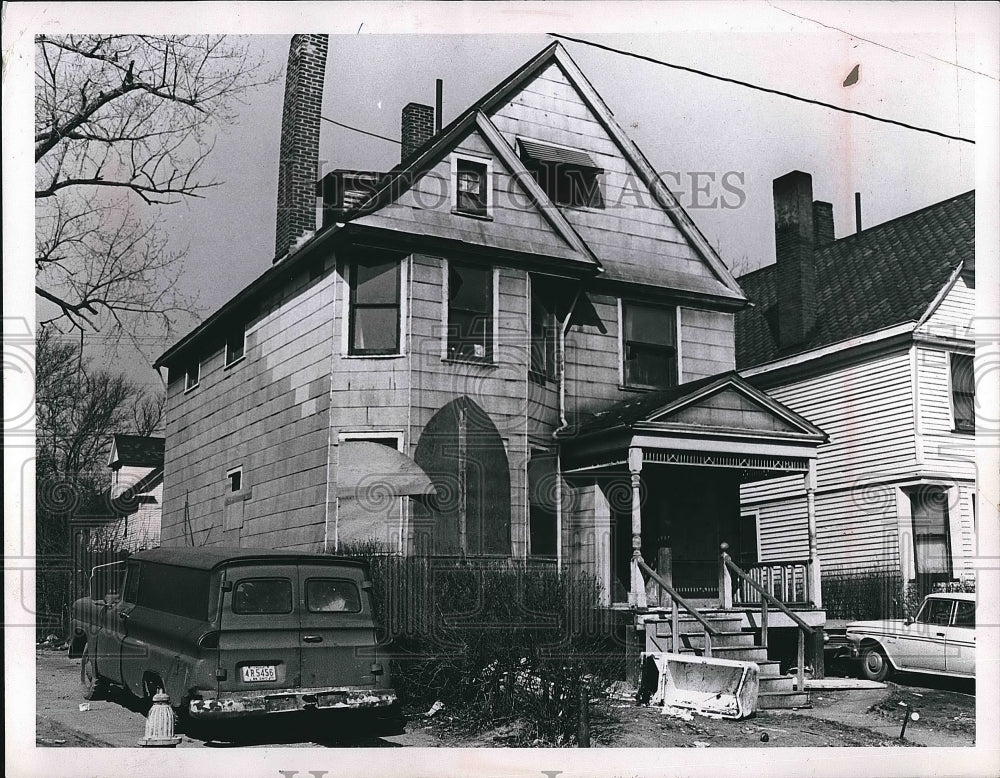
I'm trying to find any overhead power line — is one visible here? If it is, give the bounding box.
[321,115,400,144]
[549,32,975,145]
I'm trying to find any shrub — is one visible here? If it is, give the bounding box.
[821,567,905,620]
[337,546,623,745]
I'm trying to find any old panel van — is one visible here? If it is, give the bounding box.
[70,547,403,733]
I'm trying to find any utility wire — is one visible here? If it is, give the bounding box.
[549,32,975,145]
[321,115,400,144]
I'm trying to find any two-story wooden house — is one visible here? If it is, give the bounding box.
[737,172,976,603]
[155,40,829,693]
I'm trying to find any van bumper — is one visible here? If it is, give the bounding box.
[188,688,399,719]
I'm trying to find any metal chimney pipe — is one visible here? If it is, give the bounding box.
[435,79,443,134]
[855,192,862,234]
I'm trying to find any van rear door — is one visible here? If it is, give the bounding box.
[297,563,376,689]
[217,563,301,694]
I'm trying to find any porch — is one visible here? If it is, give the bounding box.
[559,373,829,705]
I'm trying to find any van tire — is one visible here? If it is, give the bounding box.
[81,644,108,701]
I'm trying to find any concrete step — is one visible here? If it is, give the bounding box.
[757,660,783,677]
[650,616,746,633]
[758,674,795,694]
[679,631,757,649]
[681,645,768,662]
[757,690,810,709]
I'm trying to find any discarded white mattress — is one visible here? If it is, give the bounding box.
[640,652,759,719]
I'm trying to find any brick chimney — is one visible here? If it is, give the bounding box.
[812,201,834,246]
[401,103,434,163]
[274,34,329,262]
[773,171,817,348]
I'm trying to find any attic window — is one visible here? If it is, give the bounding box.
[452,156,490,217]
[518,138,604,209]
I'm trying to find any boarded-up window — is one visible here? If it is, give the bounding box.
[448,263,493,361]
[951,353,974,432]
[623,303,677,389]
[909,487,953,581]
[349,258,401,355]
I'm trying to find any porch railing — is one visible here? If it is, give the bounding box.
[732,559,813,606]
[720,544,814,694]
[636,557,718,657]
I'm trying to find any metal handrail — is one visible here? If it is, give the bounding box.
[636,558,719,636]
[722,553,814,636]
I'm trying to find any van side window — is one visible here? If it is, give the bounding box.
[136,562,210,621]
[306,579,362,613]
[233,578,293,614]
[123,562,140,603]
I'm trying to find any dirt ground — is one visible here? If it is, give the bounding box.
[35,649,975,749]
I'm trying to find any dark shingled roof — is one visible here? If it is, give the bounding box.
[111,435,165,468]
[569,372,738,438]
[736,191,974,369]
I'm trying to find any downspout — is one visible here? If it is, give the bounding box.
[553,284,585,574]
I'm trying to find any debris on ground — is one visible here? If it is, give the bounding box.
[605,680,636,701]
[692,740,711,748]
[659,706,694,721]
[424,701,444,717]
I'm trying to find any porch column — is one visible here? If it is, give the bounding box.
[806,461,822,608]
[628,446,647,608]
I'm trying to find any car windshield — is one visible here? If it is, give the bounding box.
[915,598,953,625]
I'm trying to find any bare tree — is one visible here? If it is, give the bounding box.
[35,34,274,345]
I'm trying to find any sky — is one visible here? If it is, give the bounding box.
[6,2,998,390]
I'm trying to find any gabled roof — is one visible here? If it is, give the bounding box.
[737,191,974,369]
[108,435,165,469]
[348,41,744,301]
[347,110,602,269]
[567,371,827,440]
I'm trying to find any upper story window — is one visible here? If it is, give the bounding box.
[227,466,243,493]
[530,276,558,381]
[622,302,677,389]
[447,262,493,362]
[950,353,974,433]
[226,324,245,366]
[348,256,402,356]
[185,362,200,392]
[519,137,604,209]
[451,155,491,218]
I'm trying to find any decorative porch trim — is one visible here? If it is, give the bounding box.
[642,449,810,472]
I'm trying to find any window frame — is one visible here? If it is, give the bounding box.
[338,431,404,451]
[949,352,975,434]
[443,260,497,364]
[529,275,559,382]
[231,577,294,615]
[907,486,954,582]
[620,300,679,390]
[184,361,200,393]
[227,466,243,494]
[346,255,403,357]
[304,577,363,614]
[225,323,246,367]
[450,153,493,219]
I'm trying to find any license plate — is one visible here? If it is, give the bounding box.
[241,665,277,683]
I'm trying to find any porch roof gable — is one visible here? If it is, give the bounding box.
[566,372,827,442]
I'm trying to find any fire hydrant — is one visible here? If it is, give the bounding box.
[139,690,182,747]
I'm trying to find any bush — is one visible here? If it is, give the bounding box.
[821,567,905,620]
[337,544,623,745]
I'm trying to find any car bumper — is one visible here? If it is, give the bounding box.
[189,687,398,719]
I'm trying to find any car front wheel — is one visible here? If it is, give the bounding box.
[81,644,109,700]
[860,643,892,682]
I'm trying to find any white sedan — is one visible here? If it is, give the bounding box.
[845,593,975,682]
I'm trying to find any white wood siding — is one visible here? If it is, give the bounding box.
[917,275,974,340]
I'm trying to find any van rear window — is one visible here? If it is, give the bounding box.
[233,578,293,614]
[306,579,362,613]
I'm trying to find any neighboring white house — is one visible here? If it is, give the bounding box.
[94,434,165,552]
[736,172,976,591]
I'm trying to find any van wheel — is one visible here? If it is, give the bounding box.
[81,645,108,700]
[860,644,892,682]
